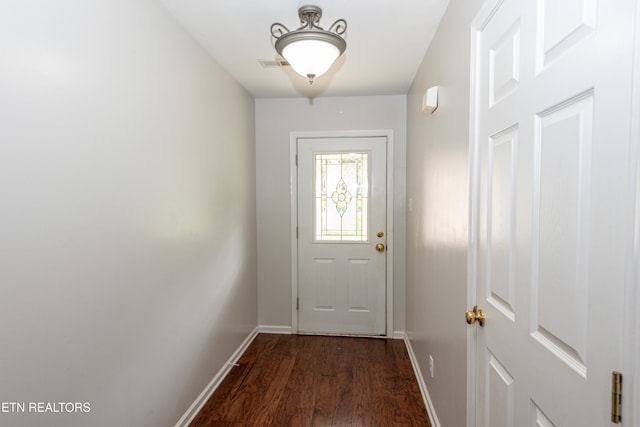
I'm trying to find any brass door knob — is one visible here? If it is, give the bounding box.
[375,243,385,252]
[465,305,485,326]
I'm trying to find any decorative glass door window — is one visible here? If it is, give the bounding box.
[314,152,369,241]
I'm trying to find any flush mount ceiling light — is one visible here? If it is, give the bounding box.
[270,5,347,84]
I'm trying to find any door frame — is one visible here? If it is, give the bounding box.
[624,1,640,424]
[467,0,640,426]
[467,2,500,425]
[289,129,395,337]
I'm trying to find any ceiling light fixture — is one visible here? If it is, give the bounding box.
[270,5,347,84]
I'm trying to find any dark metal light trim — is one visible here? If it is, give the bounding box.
[270,5,347,84]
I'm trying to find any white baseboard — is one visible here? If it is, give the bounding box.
[174,326,259,427]
[403,332,441,427]
[259,326,401,338]
[258,325,292,334]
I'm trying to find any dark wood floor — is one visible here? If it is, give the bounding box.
[190,334,432,426]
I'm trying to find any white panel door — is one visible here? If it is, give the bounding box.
[297,137,387,335]
[471,0,636,425]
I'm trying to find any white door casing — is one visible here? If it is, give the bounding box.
[296,135,388,336]
[468,0,637,426]
[623,3,640,424]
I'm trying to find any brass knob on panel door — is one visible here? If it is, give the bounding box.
[465,305,485,326]
[375,243,385,252]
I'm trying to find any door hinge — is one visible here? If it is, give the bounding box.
[295,154,298,166]
[611,371,622,424]
[296,297,299,310]
[296,226,299,239]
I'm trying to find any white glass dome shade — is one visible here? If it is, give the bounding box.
[281,39,341,81]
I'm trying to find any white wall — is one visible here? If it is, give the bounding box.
[405,1,483,426]
[255,96,407,333]
[0,1,256,426]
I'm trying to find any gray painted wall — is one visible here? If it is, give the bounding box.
[255,96,407,333]
[0,1,257,426]
[406,1,483,426]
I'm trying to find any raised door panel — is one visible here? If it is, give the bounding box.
[312,258,337,311]
[486,352,515,427]
[347,259,370,312]
[531,92,593,377]
[536,0,597,70]
[529,401,556,427]
[490,21,521,106]
[487,127,518,320]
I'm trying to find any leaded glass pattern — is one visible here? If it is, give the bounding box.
[314,152,368,241]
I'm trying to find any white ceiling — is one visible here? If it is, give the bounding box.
[160,0,449,99]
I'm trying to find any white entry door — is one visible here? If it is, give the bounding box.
[470,0,636,425]
[297,136,387,336]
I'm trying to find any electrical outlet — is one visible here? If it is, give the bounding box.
[429,355,434,378]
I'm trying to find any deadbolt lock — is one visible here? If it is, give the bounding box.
[377,231,384,238]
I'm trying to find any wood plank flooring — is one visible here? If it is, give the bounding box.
[190,334,432,426]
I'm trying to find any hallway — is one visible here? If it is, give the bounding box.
[1,1,639,426]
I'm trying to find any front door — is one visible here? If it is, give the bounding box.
[297,136,387,336]
[470,0,636,425]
